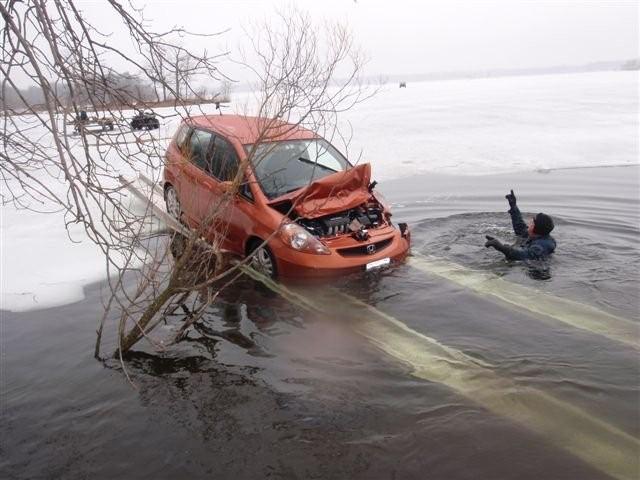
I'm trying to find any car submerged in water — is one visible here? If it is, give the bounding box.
[162,115,410,278]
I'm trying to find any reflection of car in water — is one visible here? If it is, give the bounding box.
[130,111,160,130]
[162,115,411,279]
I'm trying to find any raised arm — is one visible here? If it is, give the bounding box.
[506,189,528,237]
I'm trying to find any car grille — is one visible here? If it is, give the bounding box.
[337,238,393,257]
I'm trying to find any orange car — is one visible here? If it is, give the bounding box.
[163,115,410,278]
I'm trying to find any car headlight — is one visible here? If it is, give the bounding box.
[279,223,330,255]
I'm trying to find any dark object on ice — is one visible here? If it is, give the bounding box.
[72,111,114,132]
[399,82,407,88]
[131,111,160,130]
[484,189,556,261]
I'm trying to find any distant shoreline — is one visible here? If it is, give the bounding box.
[373,58,640,85]
[231,60,639,92]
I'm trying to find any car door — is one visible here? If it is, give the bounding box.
[198,134,249,252]
[180,128,214,227]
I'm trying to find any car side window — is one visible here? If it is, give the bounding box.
[174,124,191,151]
[187,129,213,171]
[209,136,239,182]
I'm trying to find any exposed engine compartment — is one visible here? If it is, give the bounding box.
[266,168,390,241]
[297,204,385,238]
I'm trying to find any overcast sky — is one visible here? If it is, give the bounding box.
[77,0,640,80]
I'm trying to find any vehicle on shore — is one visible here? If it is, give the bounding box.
[70,110,114,133]
[162,115,410,278]
[130,111,159,130]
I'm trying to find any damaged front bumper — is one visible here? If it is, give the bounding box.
[275,224,411,278]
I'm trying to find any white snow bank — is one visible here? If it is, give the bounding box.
[1,70,637,312]
[0,110,179,313]
[1,208,106,311]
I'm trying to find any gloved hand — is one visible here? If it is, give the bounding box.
[505,189,517,208]
[485,235,503,249]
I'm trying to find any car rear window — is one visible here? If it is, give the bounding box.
[187,129,213,171]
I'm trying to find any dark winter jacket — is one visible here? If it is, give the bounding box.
[499,206,556,261]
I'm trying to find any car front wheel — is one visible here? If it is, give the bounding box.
[250,241,277,279]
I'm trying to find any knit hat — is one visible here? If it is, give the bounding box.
[533,213,554,235]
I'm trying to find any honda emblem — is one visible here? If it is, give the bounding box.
[366,244,376,255]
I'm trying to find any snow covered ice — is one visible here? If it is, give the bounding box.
[341,71,638,179]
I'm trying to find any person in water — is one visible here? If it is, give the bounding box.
[485,190,556,260]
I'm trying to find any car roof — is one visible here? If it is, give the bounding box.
[187,115,317,145]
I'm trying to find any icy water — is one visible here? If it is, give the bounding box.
[2,165,638,479]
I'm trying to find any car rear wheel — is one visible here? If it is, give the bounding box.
[250,241,277,279]
[165,185,181,220]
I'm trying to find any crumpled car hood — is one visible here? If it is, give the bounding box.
[268,163,372,219]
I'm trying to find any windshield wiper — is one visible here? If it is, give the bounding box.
[297,157,337,172]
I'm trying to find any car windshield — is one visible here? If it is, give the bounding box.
[247,139,351,199]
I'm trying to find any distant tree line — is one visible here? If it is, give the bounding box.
[2,68,232,113]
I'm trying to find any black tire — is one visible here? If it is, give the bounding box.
[248,240,278,279]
